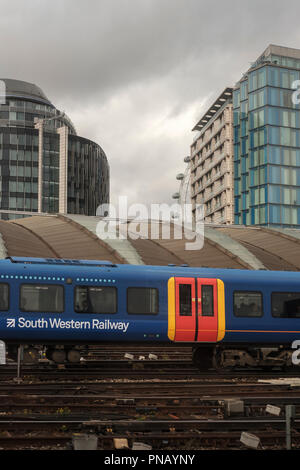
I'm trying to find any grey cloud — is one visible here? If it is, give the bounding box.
[1,0,300,206]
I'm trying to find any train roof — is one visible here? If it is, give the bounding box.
[1,256,300,285]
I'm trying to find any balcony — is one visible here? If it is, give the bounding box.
[191,152,227,180]
[205,200,226,217]
[201,184,228,204]
[192,167,228,193]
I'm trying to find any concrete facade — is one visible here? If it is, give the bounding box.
[191,88,234,224]
[57,126,69,214]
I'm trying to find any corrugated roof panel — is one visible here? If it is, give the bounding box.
[0,216,299,271]
[216,227,300,271]
[11,216,122,263]
[0,220,55,258]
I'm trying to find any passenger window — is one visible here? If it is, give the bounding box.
[0,284,9,311]
[20,284,64,313]
[234,291,263,317]
[74,286,117,314]
[202,285,214,316]
[179,284,192,316]
[272,292,300,318]
[127,288,158,315]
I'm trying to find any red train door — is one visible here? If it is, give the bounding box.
[173,277,219,342]
[197,278,218,342]
[174,277,196,342]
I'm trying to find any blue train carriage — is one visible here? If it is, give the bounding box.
[168,268,300,369]
[0,256,299,369]
[0,257,171,363]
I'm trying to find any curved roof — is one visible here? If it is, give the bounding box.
[0,78,77,134]
[0,214,299,271]
[2,78,52,105]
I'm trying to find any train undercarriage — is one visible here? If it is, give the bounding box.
[7,344,86,364]
[192,344,295,370]
[5,342,297,370]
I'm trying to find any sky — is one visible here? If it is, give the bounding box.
[1,0,300,209]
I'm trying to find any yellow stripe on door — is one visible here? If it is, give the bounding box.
[167,277,176,341]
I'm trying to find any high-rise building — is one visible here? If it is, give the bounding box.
[0,79,109,220]
[190,88,234,224]
[233,44,300,227]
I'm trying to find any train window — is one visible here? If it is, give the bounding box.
[20,284,64,313]
[233,291,263,317]
[74,286,117,314]
[272,292,300,318]
[0,284,9,311]
[179,284,192,316]
[127,287,158,315]
[202,285,214,317]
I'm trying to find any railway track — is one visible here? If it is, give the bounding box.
[0,428,295,451]
[0,415,299,450]
[1,349,300,450]
[0,363,208,382]
[3,357,300,380]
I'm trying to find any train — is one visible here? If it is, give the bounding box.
[0,255,299,369]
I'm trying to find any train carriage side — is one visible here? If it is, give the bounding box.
[216,269,300,368]
[222,269,300,344]
[2,257,300,368]
[0,259,172,361]
[167,268,300,368]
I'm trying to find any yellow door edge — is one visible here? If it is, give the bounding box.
[168,277,176,341]
[217,279,225,341]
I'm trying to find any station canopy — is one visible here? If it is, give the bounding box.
[0,214,299,271]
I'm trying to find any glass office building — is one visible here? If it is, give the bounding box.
[0,79,109,220]
[233,45,300,227]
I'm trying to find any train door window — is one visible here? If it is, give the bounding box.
[272,292,300,318]
[179,284,192,316]
[20,284,64,313]
[0,284,9,311]
[127,288,158,315]
[233,291,263,317]
[74,286,117,314]
[201,285,214,316]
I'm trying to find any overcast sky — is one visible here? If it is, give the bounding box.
[1,0,300,210]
